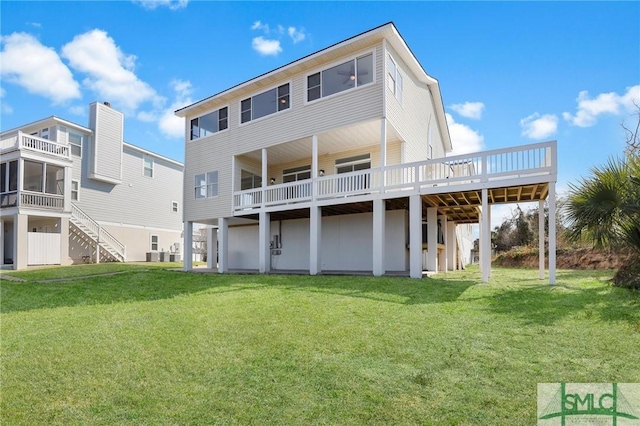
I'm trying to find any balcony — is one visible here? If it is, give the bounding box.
[233,141,556,211]
[1,191,65,211]
[1,131,70,160]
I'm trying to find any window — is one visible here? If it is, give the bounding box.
[40,128,49,140]
[335,154,371,173]
[307,53,373,102]
[143,157,153,178]
[195,171,218,199]
[241,84,290,124]
[190,107,228,140]
[23,161,64,194]
[69,132,83,157]
[241,170,262,190]
[71,180,79,201]
[388,56,403,103]
[172,201,178,212]
[151,235,159,251]
[283,165,311,183]
[0,161,18,207]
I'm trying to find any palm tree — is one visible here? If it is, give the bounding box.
[565,154,640,252]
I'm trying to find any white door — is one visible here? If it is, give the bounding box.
[28,232,61,265]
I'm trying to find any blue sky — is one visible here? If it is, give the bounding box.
[1,1,638,223]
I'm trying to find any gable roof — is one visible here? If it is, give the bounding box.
[175,22,452,152]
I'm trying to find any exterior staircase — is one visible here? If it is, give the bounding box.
[69,203,126,262]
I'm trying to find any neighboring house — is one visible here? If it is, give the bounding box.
[1,102,184,270]
[176,22,557,282]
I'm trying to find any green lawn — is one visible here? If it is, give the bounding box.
[1,266,638,425]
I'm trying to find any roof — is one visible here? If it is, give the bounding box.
[123,142,184,168]
[174,22,452,152]
[0,115,92,136]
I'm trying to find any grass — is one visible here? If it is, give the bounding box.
[0,262,183,281]
[1,265,639,424]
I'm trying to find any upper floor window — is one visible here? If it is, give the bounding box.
[71,180,80,201]
[143,157,154,178]
[283,165,311,183]
[241,170,262,190]
[307,53,373,102]
[195,171,218,199]
[241,84,290,124]
[69,131,84,157]
[388,56,403,103]
[190,107,228,140]
[335,153,371,173]
[0,161,18,207]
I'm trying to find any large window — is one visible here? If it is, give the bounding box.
[388,56,403,103]
[23,160,64,194]
[190,107,228,140]
[307,53,373,102]
[241,170,262,190]
[195,171,218,199]
[283,165,311,183]
[69,131,84,157]
[0,161,18,207]
[241,84,290,124]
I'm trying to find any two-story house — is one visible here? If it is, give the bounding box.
[1,102,184,270]
[176,22,558,283]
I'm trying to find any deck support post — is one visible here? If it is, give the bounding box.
[427,207,438,272]
[549,182,557,285]
[539,199,545,280]
[373,198,385,277]
[438,214,448,272]
[310,206,322,275]
[218,218,229,273]
[207,226,217,270]
[184,221,193,271]
[409,194,422,279]
[259,211,271,273]
[447,222,457,271]
[481,188,491,283]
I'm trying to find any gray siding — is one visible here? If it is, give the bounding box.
[88,102,123,182]
[70,139,183,231]
[385,44,447,162]
[184,42,385,222]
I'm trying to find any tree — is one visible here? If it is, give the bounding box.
[622,101,640,156]
[565,155,640,252]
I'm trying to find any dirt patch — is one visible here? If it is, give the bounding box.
[494,247,635,270]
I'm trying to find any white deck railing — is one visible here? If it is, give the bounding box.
[20,191,65,210]
[233,141,556,211]
[0,131,70,160]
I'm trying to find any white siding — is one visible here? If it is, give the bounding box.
[184,43,385,222]
[385,44,447,162]
[88,102,124,182]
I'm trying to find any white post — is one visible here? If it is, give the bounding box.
[310,206,322,275]
[0,220,4,268]
[380,118,387,192]
[438,214,448,272]
[539,199,545,280]
[262,148,268,190]
[447,222,456,271]
[207,226,217,270]
[409,194,422,279]
[549,183,556,285]
[184,221,193,271]
[427,207,438,272]
[373,198,386,277]
[218,218,229,273]
[259,211,271,273]
[481,188,490,283]
[312,135,318,201]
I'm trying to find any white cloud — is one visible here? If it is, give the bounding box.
[68,105,85,116]
[158,79,193,138]
[61,29,162,112]
[252,36,282,56]
[133,0,188,10]
[0,87,12,114]
[445,113,485,155]
[563,85,640,127]
[251,20,270,32]
[27,22,42,28]
[449,101,485,120]
[520,113,558,140]
[288,26,306,44]
[0,32,81,104]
